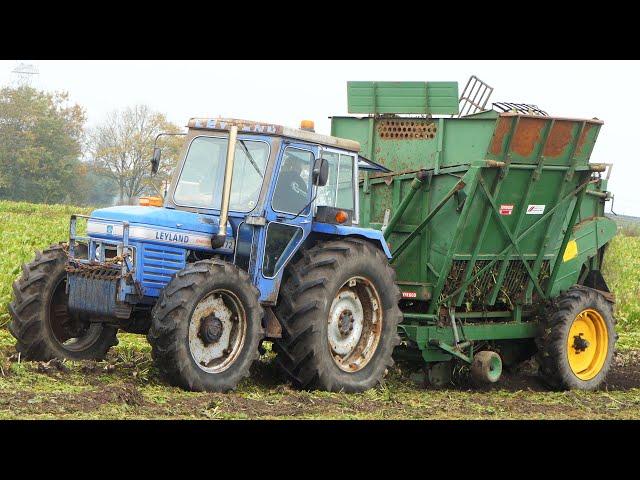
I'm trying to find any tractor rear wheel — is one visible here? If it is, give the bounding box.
[8,244,118,361]
[147,259,264,392]
[536,286,616,390]
[274,238,402,392]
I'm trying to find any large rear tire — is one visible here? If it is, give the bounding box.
[274,238,402,392]
[536,286,616,391]
[147,259,264,392]
[8,244,118,361]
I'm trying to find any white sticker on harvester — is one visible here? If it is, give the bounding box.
[499,204,514,215]
[526,204,545,215]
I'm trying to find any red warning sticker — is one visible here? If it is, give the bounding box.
[402,291,417,298]
[499,204,514,215]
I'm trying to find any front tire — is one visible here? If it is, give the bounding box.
[147,259,264,392]
[274,238,402,392]
[8,244,118,361]
[536,286,616,390]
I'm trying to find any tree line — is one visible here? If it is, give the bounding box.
[0,85,184,206]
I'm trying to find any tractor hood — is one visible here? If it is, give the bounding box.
[90,206,222,233]
[87,206,232,251]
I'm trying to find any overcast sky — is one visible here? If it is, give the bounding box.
[1,60,638,216]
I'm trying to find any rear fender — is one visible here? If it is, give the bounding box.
[548,216,617,297]
[310,222,392,258]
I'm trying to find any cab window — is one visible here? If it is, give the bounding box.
[271,147,313,215]
[316,152,355,210]
[174,136,269,212]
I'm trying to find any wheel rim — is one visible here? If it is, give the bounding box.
[188,289,247,374]
[327,276,382,373]
[48,276,103,352]
[566,308,609,380]
[486,355,502,382]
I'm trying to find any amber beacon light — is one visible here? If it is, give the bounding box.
[300,120,315,131]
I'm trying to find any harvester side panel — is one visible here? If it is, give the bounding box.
[331,116,497,172]
[348,113,613,316]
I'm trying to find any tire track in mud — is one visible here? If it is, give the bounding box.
[0,350,639,419]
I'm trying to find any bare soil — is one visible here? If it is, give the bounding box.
[1,333,639,420]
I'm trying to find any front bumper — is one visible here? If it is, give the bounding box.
[67,214,139,319]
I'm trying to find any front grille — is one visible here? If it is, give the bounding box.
[443,259,550,306]
[140,244,186,292]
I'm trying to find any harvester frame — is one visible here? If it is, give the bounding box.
[331,80,617,386]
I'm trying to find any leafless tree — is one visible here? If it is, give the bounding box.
[89,105,184,205]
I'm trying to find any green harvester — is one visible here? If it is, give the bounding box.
[331,77,617,389]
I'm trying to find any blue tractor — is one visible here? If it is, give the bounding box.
[8,118,402,392]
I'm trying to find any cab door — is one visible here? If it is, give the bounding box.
[253,141,318,303]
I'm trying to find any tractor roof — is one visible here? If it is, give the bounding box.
[187,117,361,153]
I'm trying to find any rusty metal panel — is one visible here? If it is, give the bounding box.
[486,113,603,165]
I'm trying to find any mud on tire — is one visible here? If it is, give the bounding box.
[8,244,118,361]
[536,285,616,391]
[147,259,264,392]
[274,238,402,392]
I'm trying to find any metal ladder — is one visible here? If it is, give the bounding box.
[457,75,494,117]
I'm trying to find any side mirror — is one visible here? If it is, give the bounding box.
[312,157,329,186]
[151,147,161,174]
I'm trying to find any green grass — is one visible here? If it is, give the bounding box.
[0,200,91,327]
[603,235,640,342]
[0,199,638,419]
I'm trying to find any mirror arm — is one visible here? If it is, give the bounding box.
[153,131,187,149]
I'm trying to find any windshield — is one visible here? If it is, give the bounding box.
[174,136,270,211]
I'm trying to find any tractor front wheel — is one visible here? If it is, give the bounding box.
[8,244,118,361]
[536,286,616,390]
[147,259,264,392]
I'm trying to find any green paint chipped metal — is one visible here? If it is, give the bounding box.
[347,81,459,115]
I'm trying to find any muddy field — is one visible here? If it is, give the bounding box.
[1,330,639,420]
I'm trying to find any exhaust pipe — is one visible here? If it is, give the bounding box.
[211,125,238,249]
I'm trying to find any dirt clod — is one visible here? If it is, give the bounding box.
[36,358,68,374]
[104,384,144,406]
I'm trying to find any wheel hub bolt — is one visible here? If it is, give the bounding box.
[572,333,590,353]
[198,315,223,345]
[338,311,354,337]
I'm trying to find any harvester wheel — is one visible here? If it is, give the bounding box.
[428,362,453,387]
[470,351,502,385]
[147,259,264,392]
[8,244,118,361]
[536,286,616,391]
[274,238,402,392]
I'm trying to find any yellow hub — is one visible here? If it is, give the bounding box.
[567,309,608,380]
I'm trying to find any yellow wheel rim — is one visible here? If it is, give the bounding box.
[567,309,608,380]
